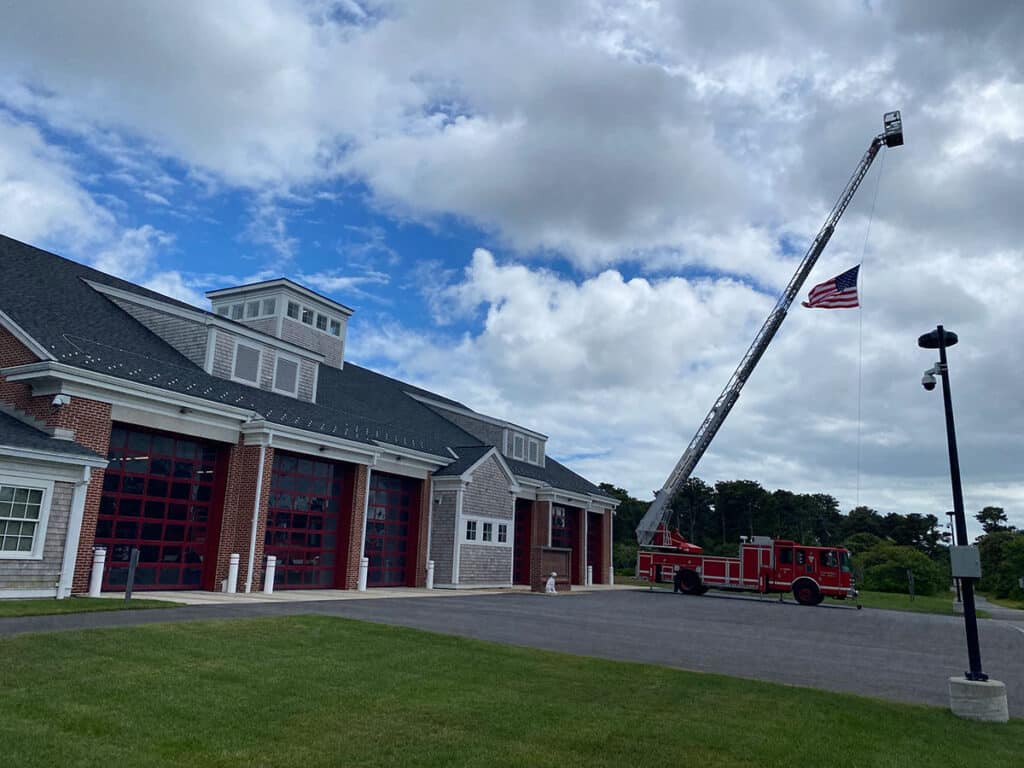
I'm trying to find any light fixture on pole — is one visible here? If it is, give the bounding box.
[918,325,985,681]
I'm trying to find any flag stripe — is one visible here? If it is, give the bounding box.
[802,265,860,309]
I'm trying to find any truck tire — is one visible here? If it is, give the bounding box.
[674,569,704,596]
[792,579,820,606]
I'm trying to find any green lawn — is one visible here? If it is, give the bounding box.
[619,578,977,617]
[1,616,1019,767]
[0,596,178,618]
[983,594,1024,611]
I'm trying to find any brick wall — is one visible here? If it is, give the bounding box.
[529,500,552,590]
[214,441,274,592]
[342,464,369,589]
[0,479,73,591]
[413,479,429,587]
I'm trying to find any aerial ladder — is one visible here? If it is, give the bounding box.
[636,111,904,547]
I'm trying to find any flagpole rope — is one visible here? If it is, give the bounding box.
[856,151,886,508]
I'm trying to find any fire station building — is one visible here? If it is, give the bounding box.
[0,235,617,598]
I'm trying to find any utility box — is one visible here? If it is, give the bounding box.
[950,546,982,579]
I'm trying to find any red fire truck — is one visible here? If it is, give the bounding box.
[637,524,858,605]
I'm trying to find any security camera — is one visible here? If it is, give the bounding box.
[921,371,936,391]
[51,394,71,407]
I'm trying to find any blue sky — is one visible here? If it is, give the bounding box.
[2,1,1022,538]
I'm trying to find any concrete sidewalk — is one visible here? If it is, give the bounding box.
[87,582,628,606]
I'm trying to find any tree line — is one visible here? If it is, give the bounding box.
[600,479,1023,600]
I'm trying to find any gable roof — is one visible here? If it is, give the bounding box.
[0,234,610,498]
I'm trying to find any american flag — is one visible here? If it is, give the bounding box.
[801,265,860,309]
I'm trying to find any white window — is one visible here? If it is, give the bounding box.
[528,439,539,464]
[245,301,260,319]
[329,319,342,337]
[513,434,524,460]
[497,524,508,543]
[273,355,299,395]
[466,520,477,541]
[301,308,314,325]
[216,306,230,317]
[315,314,328,331]
[482,522,493,542]
[230,303,244,320]
[233,342,261,383]
[287,301,300,319]
[262,298,277,316]
[0,482,48,559]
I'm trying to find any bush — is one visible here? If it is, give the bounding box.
[978,532,1024,600]
[613,541,638,571]
[856,544,944,596]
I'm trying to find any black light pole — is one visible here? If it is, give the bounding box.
[918,325,986,681]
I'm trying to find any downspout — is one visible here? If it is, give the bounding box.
[245,436,271,593]
[57,465,92,599]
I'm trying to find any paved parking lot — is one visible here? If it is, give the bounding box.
[3,588,1022,715]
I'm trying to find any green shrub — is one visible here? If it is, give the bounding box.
[613,541,638,571]
[978,532,1024,600]
[856,544,944,596]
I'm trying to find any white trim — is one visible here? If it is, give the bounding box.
[0,588,57,599]
[310,359,320,401]
[452,486,464,585]
[0,308,55,361]
[451,447,519,491]
[0,444,105,469]
[206,278,354,317]
[203,327,217,373]
[0,474,54,561]
[231,339,263,385]
[245,437,270,593]
[85,280,326,362]
[241,419,379,467]
[358,467,372,566]
[57,466,91,599]
[271,352,300,396]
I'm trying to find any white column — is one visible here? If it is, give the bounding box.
[426,560,435,589]
[226,553,240,594]
[58,466,93,599]
[245,440,269,593]
[358,557,369,591]
[88,547,106,597]
[263,555,277,594]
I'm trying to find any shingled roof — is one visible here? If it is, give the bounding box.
[0,410,103,461]
[0,234,608,500]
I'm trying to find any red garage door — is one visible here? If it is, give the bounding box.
[97,425,226,591]
[364,472,420,587]
[264,453,355,589]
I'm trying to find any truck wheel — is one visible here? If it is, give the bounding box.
[674,569,703,596]
[792,579,820,606]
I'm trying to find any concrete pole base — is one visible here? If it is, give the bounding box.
[948,676,1009,723]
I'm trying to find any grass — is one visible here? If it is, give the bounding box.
[617,578,986,617]
[1,616,1019,767]
[982,594,1024,611]
[0,596,178,618]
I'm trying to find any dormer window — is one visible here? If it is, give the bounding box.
[232,341,261,384]
[287,301,300,319]
[245,301,260,319]
[528,439,539,463]
[230,304,244,320]
[273,354,299,395]
[262,298,276,315]
[301,308,314,325]
[315,314,328,331]
[513,434,524,460]
[329,319,341,337]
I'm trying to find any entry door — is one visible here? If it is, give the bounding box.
[513,500,532,584]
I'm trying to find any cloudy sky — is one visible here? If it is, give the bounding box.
[2,1,1021,538]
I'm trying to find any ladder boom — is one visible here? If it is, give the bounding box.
[637,113,901,546]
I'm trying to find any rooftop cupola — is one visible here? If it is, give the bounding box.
[206,278,353,368]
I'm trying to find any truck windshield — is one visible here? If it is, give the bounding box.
[840,551,852,573]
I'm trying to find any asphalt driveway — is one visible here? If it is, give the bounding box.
[2,588,1022,715]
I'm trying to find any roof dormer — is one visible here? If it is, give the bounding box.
[206,278,353,369]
